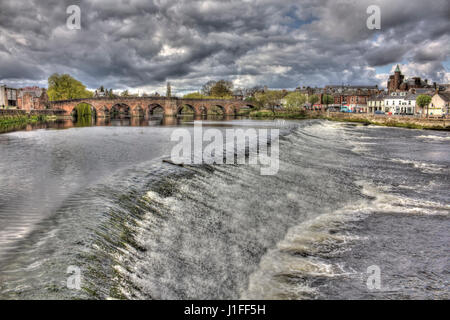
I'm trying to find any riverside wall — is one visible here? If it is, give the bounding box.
[317,111,449,130]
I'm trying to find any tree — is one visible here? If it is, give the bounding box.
[183,92,206,99]
[416,95,432,117]
[284,92,307,111]
[255,90,284,114]
[121,90,130,97]
[201,80,217,96]
[322,94,334,110]
[166,82,172,98]
[201,80,233,98]
[210,80,233,98]
[47,73,93,101]
[244,96,263,110]
[308,94,319,107]
[245,86,264,98]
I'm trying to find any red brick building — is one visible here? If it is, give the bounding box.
[387,65,434,93]
[17,87,49,111]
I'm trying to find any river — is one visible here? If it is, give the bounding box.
[0,117,448,299]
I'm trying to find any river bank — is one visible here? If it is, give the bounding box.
[0,109,64,127]
[248,110,450,131]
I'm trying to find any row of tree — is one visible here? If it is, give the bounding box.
[47,73,165,100]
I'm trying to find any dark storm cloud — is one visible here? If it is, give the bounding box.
[0,0,448,92]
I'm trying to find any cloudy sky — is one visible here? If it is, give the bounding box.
[0,0,449,95]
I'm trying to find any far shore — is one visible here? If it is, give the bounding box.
[246,110,450,131]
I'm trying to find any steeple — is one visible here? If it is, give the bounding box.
[395,64,401,73]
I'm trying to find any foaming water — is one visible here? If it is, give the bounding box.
[0,119,448,299]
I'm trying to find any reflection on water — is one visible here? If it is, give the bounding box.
[0,115,239,134]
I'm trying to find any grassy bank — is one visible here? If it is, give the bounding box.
[0,114,56,127]
[247,110,450,131]
[249,110,309,119]
[321,114,450,131]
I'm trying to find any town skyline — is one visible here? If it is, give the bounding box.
[1,62,447,97]
[1,0,449,95]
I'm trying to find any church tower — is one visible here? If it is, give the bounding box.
[387,64,405,93]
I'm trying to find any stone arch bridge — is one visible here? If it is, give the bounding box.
[49,97,256,117]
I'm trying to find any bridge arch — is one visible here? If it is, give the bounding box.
[208,105,225,115]
[177,104,196,115]
[111,103,130,118]
[71,102,97,119]
[237,103,256,115]
[148,103,165,116]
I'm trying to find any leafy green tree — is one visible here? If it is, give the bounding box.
[322,94,334,109]
[183,92,207,99]
[200,80,233,98]
[308,94,319,106]
[201,80,217,96]
[120,90,130,97]
[210,80,233,98]
[284,92,307,111]
[255,90,284,114]
[47,73,93,101]
[244,96,262,110]
[74,103,93,118]
[416,94,432,117]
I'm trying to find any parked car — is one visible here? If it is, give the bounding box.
[374,110,385,115]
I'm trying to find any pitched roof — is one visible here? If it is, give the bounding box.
[437,92,450,102]
[405,93,420,100]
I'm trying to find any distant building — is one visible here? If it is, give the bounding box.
[325,85,381,112]
[1,85,48,110]
[438,84,450,92]
[0,85,18,108]
[381,91,427,115]
[367,94,385,113]
[428,92,450,117]
[232,89,244,100]
[94,87,111,98]
[387,65,434,93]
[17,87,49,111]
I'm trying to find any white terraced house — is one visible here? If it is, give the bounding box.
[383,92,411,115]
[367,94,385,113]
